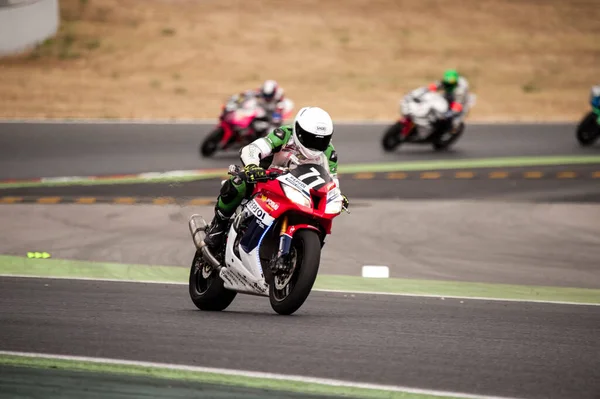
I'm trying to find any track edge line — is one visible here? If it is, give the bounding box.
[0,350,520,399]
[1,274,598,306]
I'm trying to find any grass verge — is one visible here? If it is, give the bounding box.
[1,255,599,305]
[0,354,453,399]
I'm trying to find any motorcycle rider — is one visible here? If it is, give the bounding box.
[401,69,471,136]
[203,106,349,256]
[229,80,288,135]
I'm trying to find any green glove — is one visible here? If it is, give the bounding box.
[244,164,267,182]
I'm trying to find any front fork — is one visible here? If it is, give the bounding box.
[276,216,293,259]
[273,216,322,274]
[273,216,297,275]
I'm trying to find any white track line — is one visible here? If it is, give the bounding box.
[0,350,521,399]
[1,274,598,306]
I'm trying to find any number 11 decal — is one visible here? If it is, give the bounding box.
[298,167,325,189]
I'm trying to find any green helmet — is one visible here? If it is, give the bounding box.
[442,69,459,92]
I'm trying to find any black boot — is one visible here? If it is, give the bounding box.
[203,209,230,254]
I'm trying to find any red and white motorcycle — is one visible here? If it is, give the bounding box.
[381,90,476,152]
[188,161,347,315]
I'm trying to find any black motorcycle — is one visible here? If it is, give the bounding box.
[576,111,600,147]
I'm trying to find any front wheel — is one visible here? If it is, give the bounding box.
[189,250,236,311]
[576,112,600,147]
[269,230,321,315]
[200,128,224,157]
[433,122,464,151]
[381,122,403,152]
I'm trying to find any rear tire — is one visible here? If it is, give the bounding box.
[576,112,599,147]
[200,128,224,157]
[269,230,321,315]
[381,122,403,152]
[433,122,464,151]
[189,250,236,311]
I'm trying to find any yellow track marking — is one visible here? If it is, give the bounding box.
[489,171,509,179]
[524,171,543,179]
[0,197,23,204]
[75,197,97,204]
[37,197,61,204]
[153,197,176,205]
[556,172,577,179]
[354,172,375,180]
[187,198,214,206]
[421,172,441,179]
[455,171,475,179]
[386,172,408,179]
[113,197,137,204]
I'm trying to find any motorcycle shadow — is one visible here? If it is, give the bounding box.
[179,308,332,318]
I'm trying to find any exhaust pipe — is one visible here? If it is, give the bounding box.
[188,214,207,249]
[188,214,221,269]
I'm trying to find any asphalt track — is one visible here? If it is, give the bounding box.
[1,121,598,180]
[2,201,600,288]
[2,121,600,399]
[1,277,599,399]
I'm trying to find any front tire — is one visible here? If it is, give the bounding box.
[189,250,236,311]
[200,128,224,157]
[576,112,600,147]
[433,122,464,151]
[269,230,321,315]
[381,122,403,152]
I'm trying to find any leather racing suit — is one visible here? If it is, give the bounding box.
[203,125,340,253]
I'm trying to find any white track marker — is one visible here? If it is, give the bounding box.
[361,265,389,278]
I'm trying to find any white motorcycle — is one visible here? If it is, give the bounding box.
[382,90,476,152]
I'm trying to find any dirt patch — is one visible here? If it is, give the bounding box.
[1,0,599,121]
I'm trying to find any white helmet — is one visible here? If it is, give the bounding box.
[293,106,334,159]
[260,80,280,102]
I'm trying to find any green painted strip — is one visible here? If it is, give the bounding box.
[0,255,187,282]
[1,155,599,189]
[314,276,600,304]
[337,155,600,174]
[1,255,599,304]
[0,355,451,399]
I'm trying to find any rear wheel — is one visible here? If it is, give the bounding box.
[200,128,224,157]
[189,250,236,311]
[381,122,403,152]
[269,230,321,315]
[576,112,600,147]
[433,122,464,151]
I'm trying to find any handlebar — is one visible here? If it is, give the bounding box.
[227,165,288,182]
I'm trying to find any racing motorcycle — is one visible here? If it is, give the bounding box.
[576,111,600,147]
[381,91,476,152]
[200,96,294,158]
[187,161,347,315]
